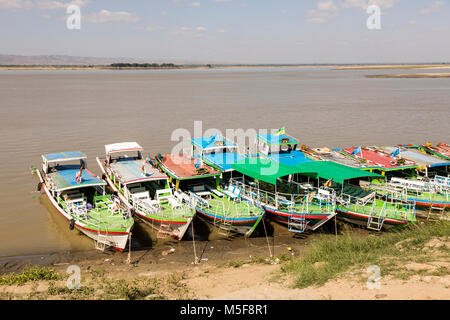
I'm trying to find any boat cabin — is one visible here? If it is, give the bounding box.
[255,132,312,166]
[42,152,109,213]
[191,135,245,172]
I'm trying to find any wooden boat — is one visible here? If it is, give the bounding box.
[420,142,450,161]
[36,152,134,251]
[230,157,339,233]
[154,153,265,237]
[332,181,417,230]
[361,177,450,210]
[96,142,195,240]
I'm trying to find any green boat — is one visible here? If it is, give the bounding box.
[154,153,265,237]
[36,151,134,251]
[97,142,195,241]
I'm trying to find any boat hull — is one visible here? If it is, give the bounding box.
[96,157,193,241]
[36,170,130,251]
[195,207,262,237]
[336,207,410,230]
[383,195,450,209]
[264,206,335,231]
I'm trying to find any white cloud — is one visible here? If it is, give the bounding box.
[172,26,208,37]
[213,0,232,2]
[188,1,200,6]
[409,20,416,24]
[0,0,32,10]
[85,9,140,23]
[35,0,90,10]
[217,28,227,33]
[420,1,444,14]
[306,0,338,23]
[341,0,398,9]
[161,10,167,16]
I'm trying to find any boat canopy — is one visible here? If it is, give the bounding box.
[156,154,221,180]
[48,167,106,192]
[256,133,299,146]
[380,146,450,168]
[110,158,167,185]
[231,157,383,185]
[42,151,87,164]
[105,142,144,155]
[341,146,418,171]
[191,135,238,151]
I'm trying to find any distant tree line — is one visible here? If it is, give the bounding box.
[110,63,177,68]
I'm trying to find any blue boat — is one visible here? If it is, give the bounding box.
[255,131,313,167]
[191,134,245,172]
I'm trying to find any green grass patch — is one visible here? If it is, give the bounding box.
[281,221,450,289]
[101,278,161,300]
[0,265,61,285]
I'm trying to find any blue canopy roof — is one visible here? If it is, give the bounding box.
[43,151,86,163]
[265,150,313,166]
[191,135,237,150]
[48,165,105,191]
[256,133,299,146]
[203,152,245,172]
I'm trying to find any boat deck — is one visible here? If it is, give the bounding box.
[207,196,262,218]
[157,154,220,180]
[422,143,450,160]
[306,148,380,170]
[345,199,416,221]
[377,146,450,168]
[341,146,417,170]
[60,195,133,232]
[109,158,167,184]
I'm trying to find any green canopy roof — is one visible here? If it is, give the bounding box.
[231,157,383,184]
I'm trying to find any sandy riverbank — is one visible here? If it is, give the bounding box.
[1,220,449,300]
[335,64,450,70]
[366,73,450,78]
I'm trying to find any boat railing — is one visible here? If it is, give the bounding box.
[338,193,373,216]
[230,178,336,213]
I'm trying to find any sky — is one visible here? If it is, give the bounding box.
[0,0,449,64]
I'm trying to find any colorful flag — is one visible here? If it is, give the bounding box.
[390,147,401,158]
[75,165,83,183]
[195,158,200,169]
[352,146,362,156]
[275,127,285,136]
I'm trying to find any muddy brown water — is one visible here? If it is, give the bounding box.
[0,67,449,258]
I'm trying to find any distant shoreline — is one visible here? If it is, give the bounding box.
[1,63,450,71]
[366,73,450,78]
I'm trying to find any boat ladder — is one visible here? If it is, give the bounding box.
[214,202,232,237]
[427,194,445,220]
[287,199,307,233]
[367,202,387,231]
[157,223,172,239]
[95,222,109,251]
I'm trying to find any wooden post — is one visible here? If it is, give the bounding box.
[192,220,198,264]
[126,232,132,265]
